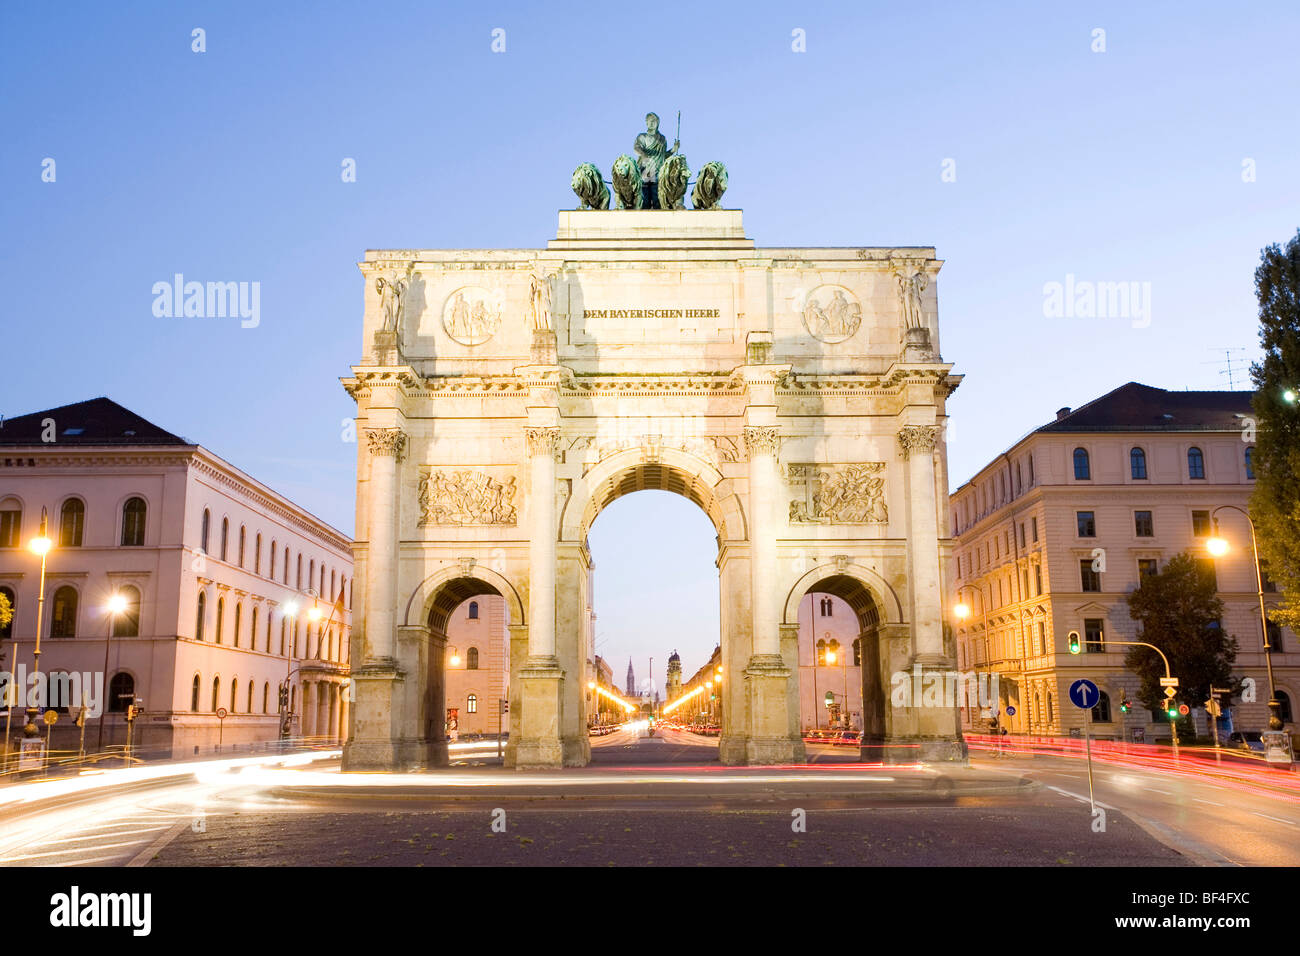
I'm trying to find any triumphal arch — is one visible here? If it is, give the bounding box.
[343,160,964,769]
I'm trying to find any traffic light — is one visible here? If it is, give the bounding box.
[1067,631,1081,655]
[278,685,289,711]
[1119,698,1131,714]
[1165,698,1179,719]
[824,691,834,708]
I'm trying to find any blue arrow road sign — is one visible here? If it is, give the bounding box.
[1069,679,1100,710]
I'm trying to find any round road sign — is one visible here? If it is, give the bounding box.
[43,709,59,725]
[216,707,228,719]
[1005,705,1017,716]
[1178,703,1190,716]
[1068,679,1100,710]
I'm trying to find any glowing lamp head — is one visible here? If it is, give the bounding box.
[450,654,461,667]
[308,605,323,622]
[284,601,299,618]
[29,535,52,557]
[1206,536,1229,557]
[825,650,836,664]
[954,602,971,621]
[587,681,596,690]
[107,592,129,615]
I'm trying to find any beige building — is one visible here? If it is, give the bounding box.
[0,398,353,757]
[949,382,1297,740]
[797,591,863,732]
[442,594,508,736]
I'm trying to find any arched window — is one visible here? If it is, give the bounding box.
[1187,447,1205,479]
[111,585,141,637]
[1278,691,1293,724]
[233,602,242,648]
[262,682,270,714]
[1092,691,1112,723]
[331,569,336,598]
[251,607,259,649]
[468,601,479,620]
[467,694,478,714]
[121,496,146,546]
[820,596,833,617]
[247,681,254,713]
[0,586,15,641]
[195,591,206,639]
[200,509,210,553]
[270,540,277,579]
[296,554,302,589]
[191,674,201,711]
[283,547,290,584]
[108,672,135,712]
[1130,447,1147,480]
[59,498,85,547]
[815,638,826,666]
[280,618,286,656]
[1245,446,1255,480]
[238,526,246,567]
[1072,448,1090,480]
[266,612,273,653]
[231,678,238,713]
[0,497,23,548]
[1046,693,1054,723]
[309,559,315,592]
[827,638,841,664]
[254,533,262,574]
[220,518,229,561]
[50,585,78,637]
[467,647,480,669]
[211,677,221,712]
[320,564,325,594]
[215,598,225,644]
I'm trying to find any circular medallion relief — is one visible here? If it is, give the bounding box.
[796,284,862,344]
[442,287,504,346]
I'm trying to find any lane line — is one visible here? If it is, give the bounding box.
[3,839,150,862]
[1253,812,1297,826]
[40,826,169,845]
[126,821,190,867]
[1194,799,1224,807]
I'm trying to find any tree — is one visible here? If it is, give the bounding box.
[0,590,11,667]
[1124,552,1240,720]
[1249,228,1300,629]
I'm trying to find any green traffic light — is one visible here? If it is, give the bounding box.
[1284,389,1298,405]
[1067,631,1081,655]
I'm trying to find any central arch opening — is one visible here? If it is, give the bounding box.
[585,486,724,764]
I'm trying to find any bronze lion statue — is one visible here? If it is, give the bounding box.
[571,162,610,210]
[658,154,691,210]
[611,154,643,209]
[692,161,728,210]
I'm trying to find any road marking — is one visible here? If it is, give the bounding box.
[3,839,147,862]
[127,821,190,867]
[1194,798,1224,807]
[1253,812,1297,826]
[1144,787,1173,795]
[1045,786,1115,810]
[40,826,169,845]
[61,854,132,867]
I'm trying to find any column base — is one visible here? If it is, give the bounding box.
[743,654,803,766]
[718,734,748,765]
[515,657,564,769]
[341,659,405,772]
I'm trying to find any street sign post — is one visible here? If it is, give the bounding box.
[216,707,227,750]
[1159,677,1180,687]
[1068,679,1100,812]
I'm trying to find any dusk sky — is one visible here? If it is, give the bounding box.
[4,1,1297,691]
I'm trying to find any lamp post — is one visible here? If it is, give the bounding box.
[1206,506,1283,731]
[826,647,849,729]
[24,510,53,739]
[953,583,990,729]
[98,591,130,752]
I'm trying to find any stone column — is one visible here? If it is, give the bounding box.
[302,682,315,737]
[516,425,564,768]
[742,423,798,764]
[898,425,944,660]
[342,426,408,770]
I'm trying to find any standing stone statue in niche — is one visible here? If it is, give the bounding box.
[896,266,929,330]
[375,266,411,332]
[529,268,554,331]
[633,112,679,209]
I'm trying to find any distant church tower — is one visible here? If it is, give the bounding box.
[666,650,682,701]
[626,658,636,697]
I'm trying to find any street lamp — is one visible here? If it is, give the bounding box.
[98,591,130,752]
[952,583,993,729]
[24,510,53,738]
[1206,507,1284,731]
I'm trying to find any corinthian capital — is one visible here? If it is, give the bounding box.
[365,427,407,461]
[897,424,940,459]
[524,426,561,458]
[743,425,780,459]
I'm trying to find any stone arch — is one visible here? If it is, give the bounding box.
[781,562,904,627]
[403,563,525,630]
[562,446,745,543]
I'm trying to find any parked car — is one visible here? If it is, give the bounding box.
[832,730,862,746]
[1228,731,1264,753]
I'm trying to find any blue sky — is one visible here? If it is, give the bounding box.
[3,1,1297,689]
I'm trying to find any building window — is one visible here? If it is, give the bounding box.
[238,526,246,567]
[1191,510,1211,537]
[191,675,201,711]
[284,548,291,584]
[1092,691,1112,723]
[816,638,827,666]
[467,647,480,670]
[1028,455,1034,485]
[1046,694,1053,723]
[254,533,262,574]
[266,613,273,653]
[0,500,22,548]
[233,603,242,648]
[1134,510,1154,537]
[1130,447,1147,480]
[280,618,286,656]
[309,559,315,592]
[50,585,78,637]
[201,509,210,553]
[1031,517,1038,542]
[1266,620,1283,653]
[0,586,14,641]
[1016,461,1023,495]
[1244,446,1255,479]
[1278,691,1293,723]
[247,681,254,713]
[121,497,146,546]
[108,672,135,712]
[1080,560,1101,592]
[216,598,225,644]
[1187,447,1205,480]
[296,554,302,589]
[1019,523,1026,549]
[270,541,277,579]
[262,682,269,713]
[819,596,832,616]
[196,591,206,640]
[1035,565,1042,594]
[220,518,229,561]
[1076,511,1096,537]
[1073,448,1091,480]
[111,586,141,637]
[231,679,238,713]
[1035,622,1045,654]
[251,607,259,649]
[468,601,479,620]
[1260,561,1278,592]
[59,499,85,547]
[467,694,478,714]
[211,677,221,712]
[1138,558,1158,577]
[1196,557,1217,590]
[1084,618,1104,652]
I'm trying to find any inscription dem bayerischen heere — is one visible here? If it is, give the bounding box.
[582,308,721,319]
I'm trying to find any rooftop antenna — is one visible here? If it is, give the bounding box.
[1201,347,1249,390]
